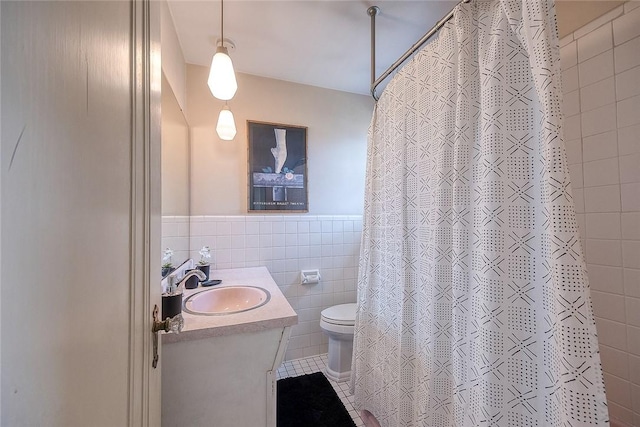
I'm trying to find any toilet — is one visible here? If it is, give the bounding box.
[320,303,357,382]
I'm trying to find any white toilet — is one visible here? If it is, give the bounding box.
[320,303,357,382]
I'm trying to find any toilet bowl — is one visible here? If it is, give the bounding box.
[320,303,357,382]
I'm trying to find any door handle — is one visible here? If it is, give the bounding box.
[151,304,184,368]
[152,305,168,369]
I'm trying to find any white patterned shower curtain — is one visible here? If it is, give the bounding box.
[351,0,609,426]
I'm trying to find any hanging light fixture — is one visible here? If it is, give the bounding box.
[216,104,237,140]
[208,0,237,100]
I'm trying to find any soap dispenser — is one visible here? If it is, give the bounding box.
[161,273,185,334]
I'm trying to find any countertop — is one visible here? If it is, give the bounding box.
[162,266,298,344]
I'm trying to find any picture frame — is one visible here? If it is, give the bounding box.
[247,120,308,213]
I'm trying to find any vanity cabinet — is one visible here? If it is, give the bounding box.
[161,267,297,427]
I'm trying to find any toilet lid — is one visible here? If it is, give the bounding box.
[321,303,357,326]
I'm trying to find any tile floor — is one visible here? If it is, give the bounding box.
[277,353,364,427]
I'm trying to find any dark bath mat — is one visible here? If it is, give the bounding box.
[277,372,357,427]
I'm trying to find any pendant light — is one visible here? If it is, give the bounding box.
[208,0,237,100]
[216,104,237,140]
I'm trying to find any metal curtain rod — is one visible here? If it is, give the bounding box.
[368,0,471,100]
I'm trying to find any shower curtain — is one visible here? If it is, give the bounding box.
[352,0,609,426]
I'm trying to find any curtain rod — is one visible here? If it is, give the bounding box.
[369,0,471,101]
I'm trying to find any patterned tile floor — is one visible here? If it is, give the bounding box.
[277,353,365,427]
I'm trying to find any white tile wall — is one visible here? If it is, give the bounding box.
[161,216,191,267]
[560,40,578,68]
[626,268,640,298]
[578,49,614,87]
[560,33,574,48]
[582,130,618,162]
[564,90,581,118]
[565,114,583,140]
[586,239,623,266]
[628,326,640,356]
[625,2,640,13]
[591,290,627,323]
[596,317,628,351]
[562,5,640,425]
[583,157,619,187]
[617,95,640,128]
[619,124,640,156]
[584,185,621,212]
[565,137,582,164]
[623,241,640,269]
[602,344,631,378]
[580,76,616,112]
[615,37,640,73]
[562,66,580,93]
[614,6,640,45]
[622,183,640,212]
[622,212,640,240]
[577,23,613,62]
[605,372,633,408]
[631,356,640,390]
[616,65,640,100]
[581,103,617,137]
[586,213,622,239]
[626,297,640,327]
[163,214,362,360]
[620,154,640,184]
[589,264,625,295]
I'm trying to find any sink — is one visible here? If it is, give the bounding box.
[183,286,271,316]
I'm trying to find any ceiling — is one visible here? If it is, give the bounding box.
[168,0,623,96]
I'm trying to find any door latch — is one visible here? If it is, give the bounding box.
[152,304,170,369]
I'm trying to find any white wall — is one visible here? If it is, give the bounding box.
[560,3,640,426]
[187,64,373,216]
[161,0,187,112]
[161,73,190,216]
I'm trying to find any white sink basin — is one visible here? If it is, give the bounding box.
[183,286,271,316]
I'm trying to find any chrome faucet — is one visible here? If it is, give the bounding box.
[167,269,207,294]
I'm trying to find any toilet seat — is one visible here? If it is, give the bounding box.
[321,303,357,326]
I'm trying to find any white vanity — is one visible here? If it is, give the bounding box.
[161,267,298,427]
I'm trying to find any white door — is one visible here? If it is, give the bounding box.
[1,1,161,425]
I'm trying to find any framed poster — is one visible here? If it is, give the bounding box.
[247,121,308,212]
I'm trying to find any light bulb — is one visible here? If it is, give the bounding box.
[216,106,237,140]
[208,46,237,101]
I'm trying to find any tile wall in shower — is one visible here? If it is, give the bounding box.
[561,3,640,425]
